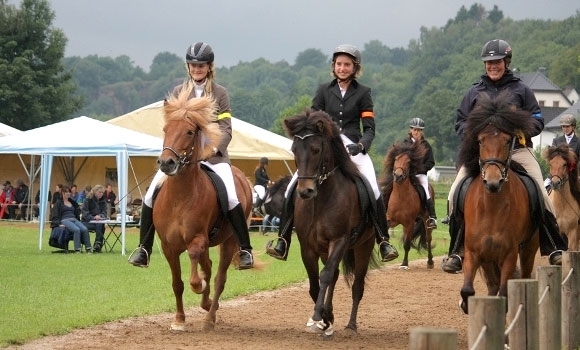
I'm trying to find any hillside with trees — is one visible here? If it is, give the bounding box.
[2,1,579,167]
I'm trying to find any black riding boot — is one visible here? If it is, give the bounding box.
[375,196,399,262]
[228,204,254,270]
[266,195,294,261]
[441,214,464,273]
[128,204,155,268]
[253,197,264,216]
[441,200,450,225]
[540,210,567,265]
[426,198,438,229]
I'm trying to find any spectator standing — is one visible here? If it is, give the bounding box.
[103,184,117,218]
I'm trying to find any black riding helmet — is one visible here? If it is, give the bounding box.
[186,42,214,63]
[481,39,512,62]
[260,157,269,165]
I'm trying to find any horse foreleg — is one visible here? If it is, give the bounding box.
[426,227,434,269]
[400,226,413,268]
[345,242,373,333]
[166,251,186,332]
[460,251,477,314]
[202,239,235,332]
[498,251,519,298]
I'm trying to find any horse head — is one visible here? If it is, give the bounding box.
[158,86,221,175]
[458,91,537,193]
[381,141,427,185]
[543,144,578,190]
[283,109,357,200]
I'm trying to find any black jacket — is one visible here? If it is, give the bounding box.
[50,199,81,228]
[81,196,108,222]
[312,79,376,152]
[456,70,543,148]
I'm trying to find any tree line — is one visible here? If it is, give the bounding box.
[2,0,580,167]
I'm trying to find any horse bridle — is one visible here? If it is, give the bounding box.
[161,128,200,169]
[478,136,516,182]
[392,154,409,182]
[293,133,338,185]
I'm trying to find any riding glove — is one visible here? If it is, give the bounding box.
[346,143,364,156]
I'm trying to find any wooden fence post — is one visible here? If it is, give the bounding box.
[537,265,561,350]
[409,327,456,350]
[561,251,580,350]
[507,279,539,350]
[468,296,505,349]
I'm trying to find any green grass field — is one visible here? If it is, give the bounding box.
[0,185,451,347]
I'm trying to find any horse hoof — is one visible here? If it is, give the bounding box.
[305,318,329,335]
[399,265,409,270]
[458,299,468,314]
[202,321,215,332]
[170,323,186,332]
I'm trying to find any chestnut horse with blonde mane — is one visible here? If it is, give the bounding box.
[154,87,252,331]
[457,91,540,314]
[543,144,580,250]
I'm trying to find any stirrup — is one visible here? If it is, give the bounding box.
[441,216,450,225]
[426,217,437,229]
[235,249,254,270]
[548,250,563,265]
[265,237,288,260]
[127,246,150,268]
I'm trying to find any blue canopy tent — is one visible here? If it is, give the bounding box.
[0,116,162,254]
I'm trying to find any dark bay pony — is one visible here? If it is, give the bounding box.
[379,141,434,269]
[284,109,377,336]
[154,87,253,331]
[263,175,291,219]
[457,91,540,314]
[543,144,580,251]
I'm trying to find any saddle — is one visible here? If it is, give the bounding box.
[451,169,543,234]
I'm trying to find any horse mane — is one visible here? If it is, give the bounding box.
[378,141,426,189]
[543,144,580,201]
[457,90,538,178]
[283,108,359,181]
[270,175,291,193]
[163,85,221,160]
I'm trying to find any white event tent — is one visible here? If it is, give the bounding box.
[0,116,162,254]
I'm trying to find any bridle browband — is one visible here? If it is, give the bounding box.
[478,136,516,182]
[293,133,338,185]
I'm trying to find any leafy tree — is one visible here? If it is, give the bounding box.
[0,0,82,130]
[294,48,327,70]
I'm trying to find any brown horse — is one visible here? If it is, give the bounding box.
[284,109,377,336]
[379,141,434,269]
[457,91,540,314]
[543,144,580,251]
[154,87,253,331]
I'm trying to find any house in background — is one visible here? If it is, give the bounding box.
[516,67,577,149]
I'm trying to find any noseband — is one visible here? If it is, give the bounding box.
[161,128,199,170]
[478,136,516,182]
[293,133,337,185]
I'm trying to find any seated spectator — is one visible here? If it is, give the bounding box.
[50,185,92,253]
[70,184,79,203]
[77,185,91,205]
[14,179,30,221]
[34,189,52,219]
[0,181,17,219]
[81,185,107,253]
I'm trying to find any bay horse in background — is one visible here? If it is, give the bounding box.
[543,144,580,251]
[154,87,253,331]
[457,91,540,314]
[284,109,377,336]
[379,141,434,269]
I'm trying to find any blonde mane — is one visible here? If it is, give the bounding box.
[163,85,222,160]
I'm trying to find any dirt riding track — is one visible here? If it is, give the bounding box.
[11,256,552,350]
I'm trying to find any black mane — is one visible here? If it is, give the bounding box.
[379,141,426,189]
[457,91,538,178]
[283,109,359,181]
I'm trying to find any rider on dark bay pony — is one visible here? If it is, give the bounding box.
[441,39,566,273]
[128,42,254,269]
[266,44,398,262]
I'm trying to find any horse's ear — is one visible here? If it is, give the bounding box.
[315,120,324,133]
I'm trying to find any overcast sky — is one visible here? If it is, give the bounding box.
[12,0,580,70]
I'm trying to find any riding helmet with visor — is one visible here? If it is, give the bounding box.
[481,39,512,61]
[332,44,361,64]
[409,117,425,130]
[559,114,577,128]
[186,42,214,63]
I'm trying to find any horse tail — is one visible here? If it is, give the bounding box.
[342,250,356,287]
[410,219,431,252]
